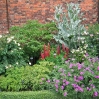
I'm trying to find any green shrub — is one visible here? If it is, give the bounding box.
[0,61,55,91]
[86,23,99,56]
[10,20,57,61]
[0,35,26,74]
[0,90,66,99]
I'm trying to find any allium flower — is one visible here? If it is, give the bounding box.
[63,92,67,96]
[93,92,98,97]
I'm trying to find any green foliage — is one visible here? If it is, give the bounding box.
[10,20,57,58]
[86,23,99,56]
[53,3,85,50]
[0,61,55,91]
[0,35,26,74]
[0,90,66,99]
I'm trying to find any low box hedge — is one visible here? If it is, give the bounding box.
[0,90,66,99]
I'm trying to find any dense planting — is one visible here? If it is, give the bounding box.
[0,3,99,99]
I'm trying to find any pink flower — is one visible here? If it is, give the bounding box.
[61,86,64,90]
[80,72,84,75]
[86,87,91,91]
[97,66,99,71]
[55,80,60,83]
[46,80,50,83]
[78,76,84,81]
[77,63,82,70]
[68,72,71,76]
[55,84,58,89]
[93,92,98,97]
[95,76,99,79]
[65,81,70,85]
[64,92,67,96]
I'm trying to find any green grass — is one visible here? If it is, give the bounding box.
[0,90,66,99]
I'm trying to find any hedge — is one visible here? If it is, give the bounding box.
[0,90,66,99]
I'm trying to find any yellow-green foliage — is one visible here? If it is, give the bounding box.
[0,61,55,91]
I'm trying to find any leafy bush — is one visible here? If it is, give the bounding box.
[0,90,66,99]
[10,20,57,61]
[44,56,99,98]
[53,3,85,50]
[0,35,26,74]
[86,23,99,56]
[0,61,55,91]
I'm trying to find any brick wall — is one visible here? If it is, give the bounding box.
[0,0,98,34]
[0,0,8,34]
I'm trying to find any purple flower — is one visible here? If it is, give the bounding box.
[63,92,67,96]
[55,84,58,89]
[90,84,95,89]
[77,63,82,70]
[80,72,84,75]
[93,92,98,97]
[97,66,99,71]
[86,87,91,91]
[78,86,83,92]
[69,63,73,68]
[46,80,50,83]
[61,86,64,90]
[78,76,84,81]
[65,81,70,85]
[68,72,71,76]
[55,80,60,83]
[63,79,66,83]
[95,76,99,79]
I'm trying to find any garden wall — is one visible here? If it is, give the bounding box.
[0,0,98,34]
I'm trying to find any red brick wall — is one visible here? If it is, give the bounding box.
[0,0,98,34]
[0,0,8,34]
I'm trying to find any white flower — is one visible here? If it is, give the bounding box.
[16,62,18,65]
[19,47,21,49]
[90,34,93,37]
[11,50,13,53]
[29,62,31,65]
[0,35,2,38]
[7,38,12,43]
[13,40,17,44]
[9,65,11,67]
[71,49,75,53]
[11,36,14,39]
[5,66,8,69]
[81,41,84,44]
[18,43,20,46]
[83,31,88,35]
